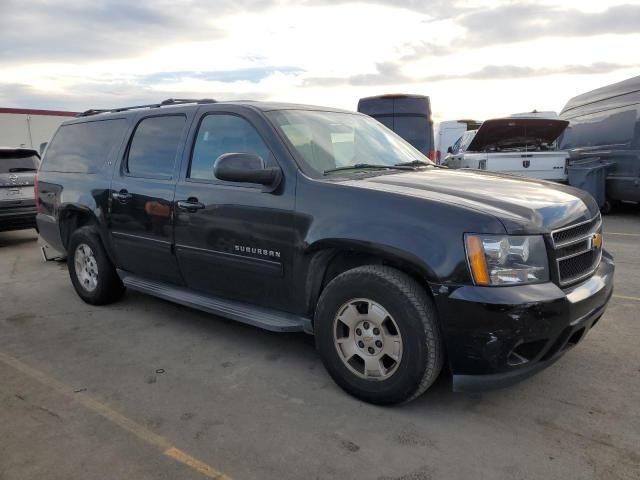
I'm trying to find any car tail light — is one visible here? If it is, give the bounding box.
[427,149,434,160]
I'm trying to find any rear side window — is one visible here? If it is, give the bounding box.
[126,115,186,179]
[0,151,38,173]
[42,119,127,173]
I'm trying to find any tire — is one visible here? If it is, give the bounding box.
[314,265,444,405]
[67,226,125,305]
[600,199,617,215]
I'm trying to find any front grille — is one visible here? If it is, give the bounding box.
[551,214,602,286]
[558,250,599,281]
[552,215,600,245]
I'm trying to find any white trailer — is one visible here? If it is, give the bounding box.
[0,108,78,152]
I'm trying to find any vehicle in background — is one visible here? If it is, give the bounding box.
[434,119,481,164]
[559,75,640,211]
[357,94,435,160]
[0,147,39,232]
[444,117,570,182]
[0,108,78,152]
[36,99,613,405]
[510,110,559,119]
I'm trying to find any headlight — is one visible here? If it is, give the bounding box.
[465,234,549,285]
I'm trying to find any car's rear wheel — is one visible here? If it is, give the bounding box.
[315,265,444,405]
[68,227,125,305]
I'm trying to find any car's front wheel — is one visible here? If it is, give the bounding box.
[68,226,125,305]
[315,265,444,405]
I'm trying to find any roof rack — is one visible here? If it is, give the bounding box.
[76,98,216,117]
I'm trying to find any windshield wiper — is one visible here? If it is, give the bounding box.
[323,163,413,175]
[394,160,431,167]
[395,159,447,169]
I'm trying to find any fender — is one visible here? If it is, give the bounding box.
[299,238,440,318]
[57,201,115,264]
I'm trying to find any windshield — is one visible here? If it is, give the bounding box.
[267,110,433,176]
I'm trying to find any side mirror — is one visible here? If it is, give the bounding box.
[39,142,48,156]
[447,146,453,154]
[213,153,282,191]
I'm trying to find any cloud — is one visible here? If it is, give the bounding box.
[460,62,636,80]
[459,3,640,45]
[141,67,305,85]
[0,0,466,64]
[0,81,269,112]
[301,0,465,18]
[401,3,640,61]
[305,62,637,86]
[0,0,225,62]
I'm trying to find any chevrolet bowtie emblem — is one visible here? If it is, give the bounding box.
[590,232,602,250]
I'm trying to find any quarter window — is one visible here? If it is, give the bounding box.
[190,114,271,181]
[127,115,185,178]
[42,119,127,173]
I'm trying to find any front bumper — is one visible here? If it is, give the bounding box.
[432,251,614,392]
[0,203,37,232]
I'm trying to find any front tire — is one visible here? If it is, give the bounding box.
[67,227,125,305]
[315,265,444,405]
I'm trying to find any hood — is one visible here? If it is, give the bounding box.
[342,169,598,234]
[467,118,569,152]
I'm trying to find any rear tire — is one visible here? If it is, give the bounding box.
[67,227,125,305]
[314,265,444,405]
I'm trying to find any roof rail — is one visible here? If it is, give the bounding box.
[76,98,217,117]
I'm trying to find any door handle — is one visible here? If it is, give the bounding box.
[177,199,205,212]
[112,189,132,203]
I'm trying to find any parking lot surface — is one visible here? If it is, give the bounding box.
[1,209,639,480]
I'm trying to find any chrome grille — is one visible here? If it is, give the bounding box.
[552,215,600,245]
[551,214,602,286]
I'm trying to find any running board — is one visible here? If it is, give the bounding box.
[118,270,313,334]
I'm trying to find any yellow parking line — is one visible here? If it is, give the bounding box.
[0,351,231,480]
[606,232,640,237]
[613,294,640,302]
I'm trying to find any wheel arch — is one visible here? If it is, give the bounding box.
[58,205,105,254]
[302,239,438,319]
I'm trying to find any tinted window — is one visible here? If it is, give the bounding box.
[560,104,640,149]
[127,116,185,178]
[42,119,127,173]
[394,116,432,153]
[0,151,38,173]
[373,116,394,130]
[357,99,392,116]
[190,114,271,181]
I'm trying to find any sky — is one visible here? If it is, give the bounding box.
[1,0,639,122]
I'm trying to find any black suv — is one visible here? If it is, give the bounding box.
[36,99,614,405]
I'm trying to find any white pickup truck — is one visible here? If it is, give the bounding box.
[443,118,570,182]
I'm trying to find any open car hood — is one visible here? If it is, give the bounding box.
[467,118,569,152]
